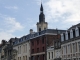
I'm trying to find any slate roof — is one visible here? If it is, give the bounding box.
[68,23,80,30]
[13,29,66,46]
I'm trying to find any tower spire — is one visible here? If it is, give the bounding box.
[36,1,48,32]
[39,2,45,23]
[40,3,43,11]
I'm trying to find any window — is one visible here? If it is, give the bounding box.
[19,39,21,42]
[63,46,66,55]
[20,46,21,54]
[39,28,41,31]
[63,33,65,40]
[43,55,45,60]
[32,41,34,45]
[31,56,33,60]
[61,34,64,42]
[13,42,15,45]
[52,52,53,58]
[43,47,44,51]
[18,57,19,60]
[21,38,23,41]
[73,43,76,53]
[37,48,39,52]
[42,37,44,44]
[55,42,57,48]
[68,32,70,39]
[78,42,80,52]
[66,45,67,53]
[49,52,50,59]
[26,56,27,60]
[68,44,70,54]
[10,50,11,55]
[26,44,27,52]
[57,41,59,46]
[23,56,25,60]
[62,47,63,54]
[20,57,21,60]
[18,46,19,54]
[23,45,25,53]
[73,30,75,37]
[32,49,34,53]
[79,28,80,36]
[58,41,60,47]
[44,28,46,30]
[37,40,39,45]
[37,56,39,60]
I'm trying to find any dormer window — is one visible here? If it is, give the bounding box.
[65,31,68,40]
[68,32,70,39]
[73,29,76,38]
[75,27,79,37]
[39,28,41,31]
[79,28,80,36]
[19,39,21,42]
[13,42,15,45]
[63,33,65,41]
[61,34,64,42]
[70,29,73,38]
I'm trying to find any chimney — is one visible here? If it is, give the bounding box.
[30,29,33,34]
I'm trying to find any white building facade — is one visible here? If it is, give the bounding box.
[61,23,80,60]
[47,46,54,60]
[13,38,30,60]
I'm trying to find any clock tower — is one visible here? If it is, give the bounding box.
[37,3,48,32]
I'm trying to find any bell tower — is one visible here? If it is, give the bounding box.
[37,3,48,32]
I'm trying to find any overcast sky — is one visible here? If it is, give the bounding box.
[0,0,80,43]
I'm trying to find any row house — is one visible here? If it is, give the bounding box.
[61,23,80,60]
[13,35,30,60]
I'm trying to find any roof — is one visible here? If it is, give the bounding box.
[68,23,80,30]
[13,29,66,46]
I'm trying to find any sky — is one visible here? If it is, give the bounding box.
[0,0,80,43]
